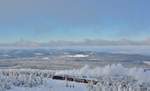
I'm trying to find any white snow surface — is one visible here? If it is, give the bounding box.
[65,54,89,58]
[1,64,150,91]
[8,80,87,91]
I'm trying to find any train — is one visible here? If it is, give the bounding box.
[52,75,98,85]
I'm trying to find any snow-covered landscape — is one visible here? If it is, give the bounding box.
[0,48,149,91]
[0,64,149,91]
[1,0,150,90]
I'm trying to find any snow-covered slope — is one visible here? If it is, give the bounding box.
[8,80,87,91]
[0,64,150,91]
[56,64,150,83]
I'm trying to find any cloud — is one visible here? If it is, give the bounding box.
[1,39,149,47]
[47,39,150,46]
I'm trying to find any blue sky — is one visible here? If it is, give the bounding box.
[0,0,150,43]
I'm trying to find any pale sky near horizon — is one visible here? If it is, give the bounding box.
[0,0,150,43]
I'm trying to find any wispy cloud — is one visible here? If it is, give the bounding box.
[0,39,150,47]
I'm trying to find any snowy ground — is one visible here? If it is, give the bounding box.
[8,79,87,91]
[1,64,150,91]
